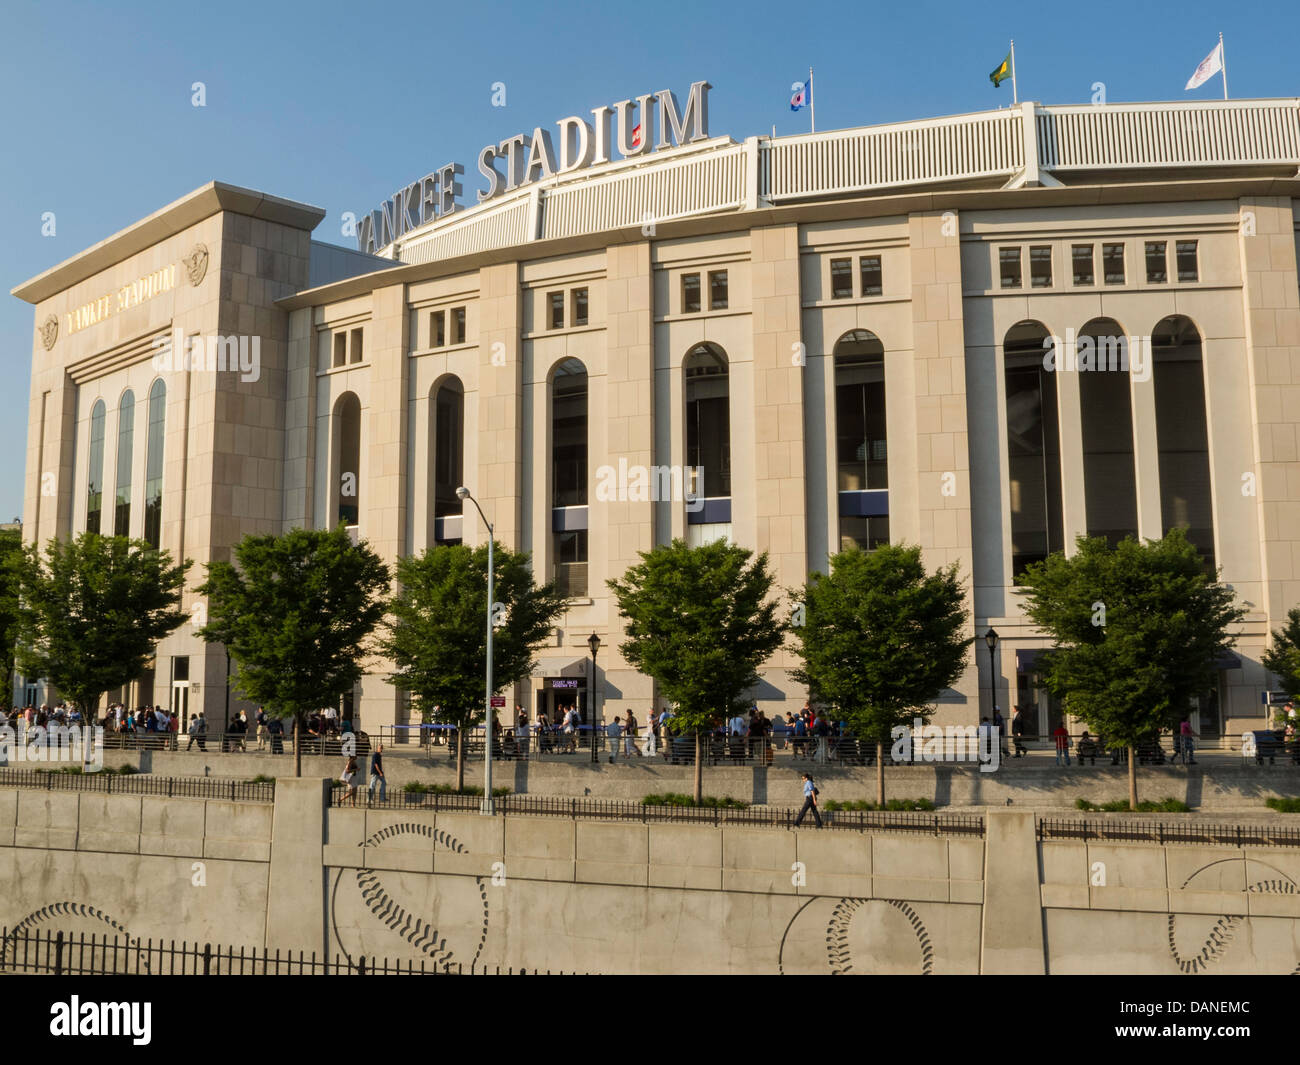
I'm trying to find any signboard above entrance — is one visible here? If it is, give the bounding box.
[356,80,712,255]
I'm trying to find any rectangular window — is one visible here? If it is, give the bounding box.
[431,310,445,348]
[452,307,466,345]
[999,247,1022,289]
[549,291,564,330]
[572,287,588,326]
[349,327,363,363]
[1176,240,1199,282]
[333,332,346,368]
[1071,244,1094,286]
[859,255,882,296]
[1029,246,1052,288]
[830,258,853,299]
[554,529,588,598]
[1145,241,1168,284]
[682,273,701,314]
[1103,243,1126,285]
[708,270,728,310]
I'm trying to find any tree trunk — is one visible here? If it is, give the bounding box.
[876,740,885,806]
[694,731,703,805]
[456,728,465,792]
[1128,744,1138,810]
[294,711,302,778]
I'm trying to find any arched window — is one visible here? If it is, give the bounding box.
[1003,321,1063,574]
[86,400,106,534]
[1078,317,1138,547]
[684,343,730,499]
[1153,315,1214,567]
[143,380,166,549]
[114,390,135,536]
[334,392,361,527]
[431,378,464,545]
[834,330,888,551]
[552,359,587,596]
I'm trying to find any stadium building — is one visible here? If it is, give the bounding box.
[13,82,1300,742]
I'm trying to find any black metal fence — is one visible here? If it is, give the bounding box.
[330,784,986,837]
[1037,817,1300,848]
[0,767,274,802]
[0,927,569,975]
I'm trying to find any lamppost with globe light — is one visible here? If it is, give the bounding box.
[587,632,600,764]
[456,486,496,815]
[985,626,999,746]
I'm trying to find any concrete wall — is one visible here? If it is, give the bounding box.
[3,780,1300,973]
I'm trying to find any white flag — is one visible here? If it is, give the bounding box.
[1184,42,1223,91]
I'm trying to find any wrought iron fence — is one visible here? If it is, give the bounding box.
[1037,817,1300,848]
[0,927,572,975]
[0,767,274,802]
[329,784,986,837]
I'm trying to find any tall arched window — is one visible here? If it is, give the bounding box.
[114,390,135,536]
[684,344,730,498]
[334,392,361,527]
[143,379,166,549]
[1153,315,1214,567]
[431,377,464,545]
[86,400,106,534]
[1078,317,1138,547]
[684,343,731,545]
[551,358,588,596]
[1003,321,1063,574]
[834,330,888,551]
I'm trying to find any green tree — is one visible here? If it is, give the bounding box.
[381,543,566,790]
[1018,529,1244,809]
[1262,606,1300,719]
[790,544,970,805]
[198,527,390,777]
[10,533,190,718]
[0,527,25,701]
[608,539,785,803]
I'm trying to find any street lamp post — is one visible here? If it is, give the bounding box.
[587,632,600,765]
[457,486,496,816]
[984,626,1000,734]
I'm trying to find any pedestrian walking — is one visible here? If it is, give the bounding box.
[794,772,822,828]
[992,706,1009,759]
[256,707,269,751]
[367,744,386,802]
[1179,717,1198,765]
[624,709,641,756]
[645,709,658,756]
[606,716,623,763]
[1011,706,1028,758]
[1053,722,1071,766]
[341,755,359,806]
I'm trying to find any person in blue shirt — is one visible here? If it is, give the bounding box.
[794,773,822,828]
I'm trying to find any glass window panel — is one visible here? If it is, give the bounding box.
[114,391,135,536]
[999,247,1022,289]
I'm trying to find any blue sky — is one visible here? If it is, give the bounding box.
[3,0,1297,520]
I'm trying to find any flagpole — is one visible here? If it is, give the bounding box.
[1219,31,1228,100]
[809,67,815,133]
[1010,40,1018,105]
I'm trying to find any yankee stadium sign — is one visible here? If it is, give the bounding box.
[357,80,712,255]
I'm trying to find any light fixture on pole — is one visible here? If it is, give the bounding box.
[587,632,601,764]
[457,486,496,816]
[984,627,999,725]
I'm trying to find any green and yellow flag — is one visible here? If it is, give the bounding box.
[990,52,1011,88]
